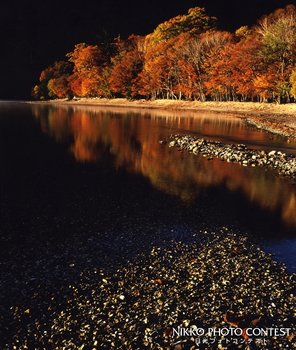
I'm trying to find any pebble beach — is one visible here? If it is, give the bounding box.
[163,135,296,180]
[4,229,295,350]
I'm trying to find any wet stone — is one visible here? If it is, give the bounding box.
[162,135,296,180]
[4,229,295,349]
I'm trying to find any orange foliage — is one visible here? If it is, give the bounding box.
[33,5,296,103]
[66,43,110,97]
[47,77,71,98]
[109,36,144,98]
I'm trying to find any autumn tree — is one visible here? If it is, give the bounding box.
[137,36,192,99]
[67,43,111,97]
[148,7,216,43]
[253,68,277,102]
[32,85,45,100]
[227,34,263,101]
[32,61,72,99]
[138,7,217,100]
[257,4,296,102]
[203,41,235,101]
[290,69,296,99]
[183,30,233,100]
[33,5,296,104]
[109,35,145,99]
[47,76,72,99]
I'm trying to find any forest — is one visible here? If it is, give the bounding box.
[33,5,296,103]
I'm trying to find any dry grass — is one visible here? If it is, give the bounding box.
[52,97,296,114]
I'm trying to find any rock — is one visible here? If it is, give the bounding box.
[4,228,295,350]
[161,135,296,180]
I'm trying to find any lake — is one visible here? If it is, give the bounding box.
[1,102,296,266]
[1,101,296,346]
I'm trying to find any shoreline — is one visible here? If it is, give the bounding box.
[1,101,295,348]
[28,98,296,139]
[164,135,296,181]
[5,228,295,349]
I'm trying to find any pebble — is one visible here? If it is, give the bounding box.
[6,229,295,349]
[163,135,296,180]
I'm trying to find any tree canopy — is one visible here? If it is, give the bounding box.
[33,5,296,103]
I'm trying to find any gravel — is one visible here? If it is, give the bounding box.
[4,228,295,350]
[162,135,296,180]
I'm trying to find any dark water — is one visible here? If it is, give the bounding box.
[0,102,295,272]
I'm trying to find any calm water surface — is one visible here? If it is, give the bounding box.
[0,102,295,271]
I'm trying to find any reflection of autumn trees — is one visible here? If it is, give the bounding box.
[33,5,296,104]
[32,105,296,227]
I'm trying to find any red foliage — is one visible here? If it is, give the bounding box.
[34,5,296,103]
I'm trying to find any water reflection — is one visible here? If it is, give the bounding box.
[32,104,296,228]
